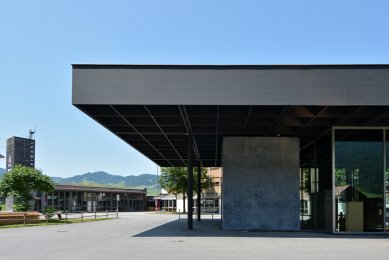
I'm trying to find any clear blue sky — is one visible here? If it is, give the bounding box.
[1,0,389,177]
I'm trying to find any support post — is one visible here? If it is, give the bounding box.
[197,164,201,221]
[187,134,193,230]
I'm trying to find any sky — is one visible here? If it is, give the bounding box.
[0,0,389,177]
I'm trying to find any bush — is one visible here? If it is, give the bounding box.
[42,206,56,219]
[13,203,29,212]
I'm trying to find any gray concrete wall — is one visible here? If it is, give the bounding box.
[222,137,300,230]
[73,65,389,106]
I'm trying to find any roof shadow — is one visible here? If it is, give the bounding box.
[133,219,389,239]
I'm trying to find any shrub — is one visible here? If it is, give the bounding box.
[42,206,56,219]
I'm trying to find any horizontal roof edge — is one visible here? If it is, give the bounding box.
[71,64,389,70]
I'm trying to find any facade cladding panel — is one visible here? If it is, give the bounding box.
[6,136,35,171]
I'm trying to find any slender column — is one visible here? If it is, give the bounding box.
[69,192,73,212]
[110,193,113,211]
[187,134,193,230]
[57,192,61,210]
[197,164,201,221]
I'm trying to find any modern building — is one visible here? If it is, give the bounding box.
[72,64,389,233]
[203,167,222,213]
[175,167,222,213]
[6,136,35,171]
[37,184,147,212]
[154,167,222,213]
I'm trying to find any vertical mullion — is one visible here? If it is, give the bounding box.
[383,129,386,232]
[332,127,336,233]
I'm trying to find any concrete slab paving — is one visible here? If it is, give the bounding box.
[0,212,388,260]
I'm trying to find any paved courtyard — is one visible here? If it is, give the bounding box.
[0,212,388,260]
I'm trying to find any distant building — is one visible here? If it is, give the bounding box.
[6,136,35,171]
[170,167,223,213]
[36,184,147,212]
[202,167,222,212]
[4,136,36,211]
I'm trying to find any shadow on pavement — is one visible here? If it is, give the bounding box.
[133,219,389,239]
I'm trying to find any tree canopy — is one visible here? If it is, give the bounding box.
[0,165,55,211]
[159,167,213,212]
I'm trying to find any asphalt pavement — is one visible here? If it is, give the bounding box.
[0,212,388,260]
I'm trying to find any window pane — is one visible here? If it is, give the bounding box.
[335,129,384,232]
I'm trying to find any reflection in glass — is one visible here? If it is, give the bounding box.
[300,166,319,229]
[335,129,384,232]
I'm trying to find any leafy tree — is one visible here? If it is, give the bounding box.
[159,167,213,212]
[0,165,55,211]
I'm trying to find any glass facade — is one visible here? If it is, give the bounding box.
[334,129,386,232]
[46,189,146,212]
[384,130,389,232]
[300,166,319,229]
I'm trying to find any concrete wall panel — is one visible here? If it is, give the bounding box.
[222,137,300,230]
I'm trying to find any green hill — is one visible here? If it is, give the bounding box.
[51,171,159,195]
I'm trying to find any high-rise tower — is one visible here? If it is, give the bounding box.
[6,136,35,171]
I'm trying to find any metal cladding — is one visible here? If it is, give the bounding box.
[72,65,389,168]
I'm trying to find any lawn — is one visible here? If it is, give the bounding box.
[0,217,113,229]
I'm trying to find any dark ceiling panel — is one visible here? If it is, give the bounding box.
[113,105,148,117]
[76,104,389,167]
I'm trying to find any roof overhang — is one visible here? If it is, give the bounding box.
[72,65,389,167]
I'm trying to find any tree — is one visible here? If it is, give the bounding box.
[0,165,55,211]
[159,167,213,212]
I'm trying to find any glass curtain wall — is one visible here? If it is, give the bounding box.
[334,129,385,232]
[385,130,389,232]
[300,166,319,229]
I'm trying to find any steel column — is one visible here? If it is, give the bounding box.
[187,134,193,230]
[197,164,201,221]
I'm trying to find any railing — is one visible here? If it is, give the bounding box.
[0,212,40,226]
[177,209,221,220]
[0,211,118,226]
[56,211,118,223]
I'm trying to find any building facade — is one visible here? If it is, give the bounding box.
[6,136,35,171]
[72,64,389,233]
[37,185,147,212]
[160,167,222,213]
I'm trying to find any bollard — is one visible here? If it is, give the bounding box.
[81,212,83,222]
[95,211,97,220]
[65,212,68,223]
[106,208,108,219]
[23,212,26,225]
[178,209,180,219]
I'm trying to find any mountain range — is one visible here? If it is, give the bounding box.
[52,171,158,188]
[0,169,159,194]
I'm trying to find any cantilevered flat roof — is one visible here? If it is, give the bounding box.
[72,65,389,167]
